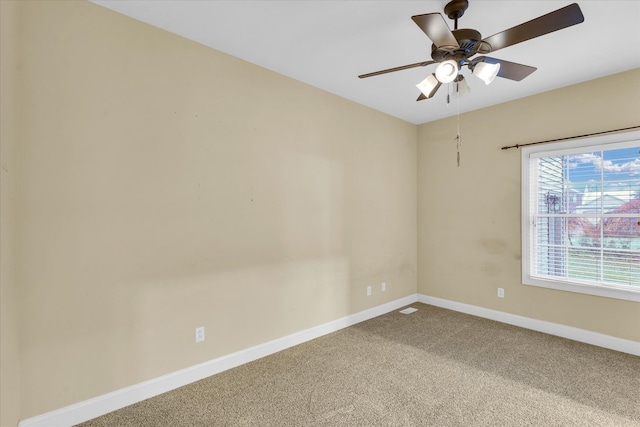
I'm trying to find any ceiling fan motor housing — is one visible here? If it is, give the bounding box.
[431,28,482,64]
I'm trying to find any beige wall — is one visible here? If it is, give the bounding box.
[4,0,639,424]
[1,1,22,426]
[418,68,640,342]
[12,0,417,420]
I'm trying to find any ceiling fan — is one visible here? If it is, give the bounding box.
[358,1,584,101]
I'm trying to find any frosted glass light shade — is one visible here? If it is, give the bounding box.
[473,61,500,85]
[455,75,471,96]
[435,60,459,83]
[416,74,441,98]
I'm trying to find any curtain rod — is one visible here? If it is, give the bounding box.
[500,125,640,150]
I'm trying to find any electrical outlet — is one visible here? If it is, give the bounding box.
[497,288,505,298]
[381,282,386,291]
[195,326,205,343]
[367,286,372,296]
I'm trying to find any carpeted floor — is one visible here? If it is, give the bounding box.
[78,303,640,426]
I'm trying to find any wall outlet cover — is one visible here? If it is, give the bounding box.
[195,327,205,343]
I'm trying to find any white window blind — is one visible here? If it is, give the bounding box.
[522,132,640,302]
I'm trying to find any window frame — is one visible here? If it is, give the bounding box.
[521,130,640,302]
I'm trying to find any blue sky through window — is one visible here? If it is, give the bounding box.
[567,146,640,194]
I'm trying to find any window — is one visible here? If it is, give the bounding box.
[522,131,640,302]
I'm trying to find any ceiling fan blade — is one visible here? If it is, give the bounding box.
[417,93,427,101]
[481,3,584,53]
[411,13,459,50]
[480,57,537,81]
[358,60,435,79]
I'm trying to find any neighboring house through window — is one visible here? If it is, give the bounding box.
[521,131,640,302]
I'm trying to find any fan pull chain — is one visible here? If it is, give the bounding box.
[455,86,462,167]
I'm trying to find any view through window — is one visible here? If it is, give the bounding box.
[522,133,640,301]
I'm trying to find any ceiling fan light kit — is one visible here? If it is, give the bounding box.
[416,74,441,98]
[455,75,471,96]
[472,61,500,85]
[359,1,585,102]
[435,60,459,84]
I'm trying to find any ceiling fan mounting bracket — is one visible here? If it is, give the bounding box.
[444,0,469,21]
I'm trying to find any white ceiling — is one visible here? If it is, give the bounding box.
[91,1,640,125]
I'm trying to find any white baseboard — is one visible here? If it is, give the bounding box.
[19,293,638,426]
[18,294,417,427]
[418,294,640,356]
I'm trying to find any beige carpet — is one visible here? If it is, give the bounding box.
[78,303,640,426]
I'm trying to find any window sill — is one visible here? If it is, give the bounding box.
[523,275,640,302]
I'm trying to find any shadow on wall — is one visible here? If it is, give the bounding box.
[130,150,354,377]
